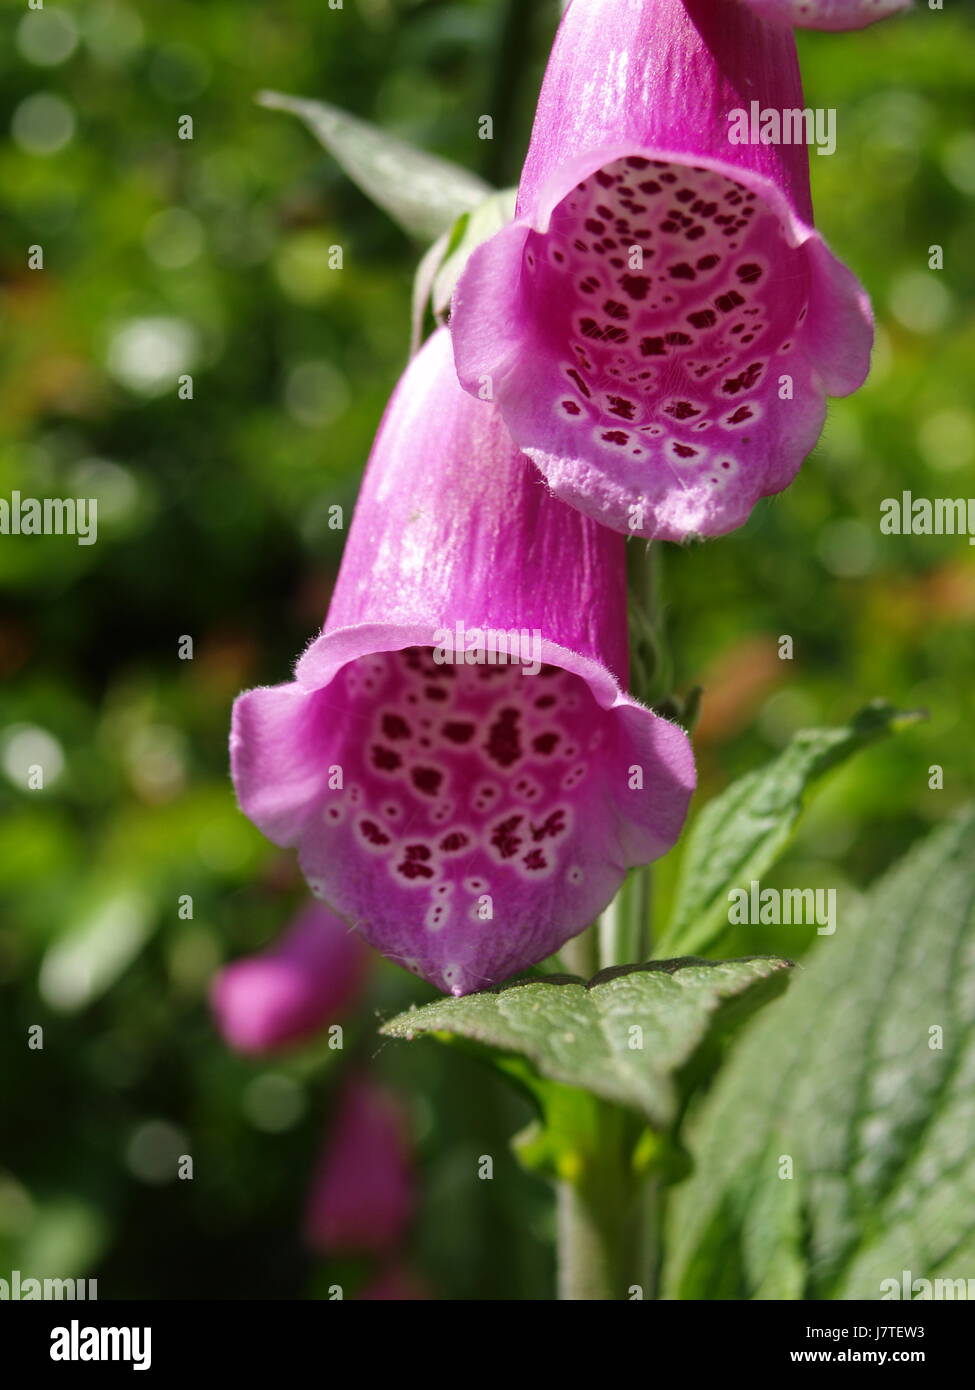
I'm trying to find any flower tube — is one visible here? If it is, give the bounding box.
[211,900,369,1053]
[450,0,873,541]
[231,329,694,996]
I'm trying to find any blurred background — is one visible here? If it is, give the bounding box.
[0,0,972,1300]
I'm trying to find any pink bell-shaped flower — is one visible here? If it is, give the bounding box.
[450,0,873,541]
[230,329,695,996]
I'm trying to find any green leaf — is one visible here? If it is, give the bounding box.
[409,188,517,353]
[658,701,922,957]
[430,188,517,317]
[381,956,792,1130]
[663,807,975,1301]
[258,91,491,242]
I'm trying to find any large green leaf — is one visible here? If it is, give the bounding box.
[664,807,975,1301]
[258,91,491,242]
[381,956,791,1130]
[657,702,920,957]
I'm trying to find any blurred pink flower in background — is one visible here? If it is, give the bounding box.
[210,900,369,1053]
[304,1074,415,1255]
[358,1262,429,1301]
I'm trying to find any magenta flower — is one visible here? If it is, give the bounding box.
[210,900,368,1053]
[740,0,909,30]
[304,1075,414,1255]
[231,329,694,996]
[450,0,873,541]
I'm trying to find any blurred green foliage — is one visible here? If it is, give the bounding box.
[0,0,972,1299]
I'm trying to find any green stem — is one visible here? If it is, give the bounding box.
[556,1104,635,1300]
[557,540,668,1299]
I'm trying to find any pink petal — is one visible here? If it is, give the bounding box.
[210,901,369,1053]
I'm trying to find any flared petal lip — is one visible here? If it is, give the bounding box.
[527,139,832,259]
[231,619,697,968]
[295,618,693,762]
[451,139,873,542]
[468,138,872,397]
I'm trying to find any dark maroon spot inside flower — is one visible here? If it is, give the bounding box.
[398,859,434,881]
[579,275,600,294]
[442,721,475,744]
[382,713,411,740]
[595,169,616,188]
[424,685,448,702]
[535,694,556,709]
[360,819,391,846]
[601,430,629,445]
[688,309,717,329]
[603,299,629,320]
[722,362,764,395]
[665,332,692,346]
[608,396,636,421]
[440,831,469,853]
[584,218,605,235]
[716,290,745,313]
[522,849,547,872]
[531,809,567,842]
[579,317,603,341]
[669,262,696,280]
[491,814,524,860]
[640,336,666,357]
[411,766,443,796]
[371,745,401,772]
[619,274,651,301]
[737,263,762,284]
[566,368,591,399]
[665,401,700,420]
[533,732,560,756]
[727,406,753,424]
[486,707,522,768]
[672,443,698,459]
[603,325,628,344]
[626,156,650,170]
[562,399,582,416]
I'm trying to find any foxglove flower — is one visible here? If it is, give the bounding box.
[450,0,873,541]
[740,0,909,31]
[231,329,694,996]
[304,1075,414,1255]
[211,901,368,1053]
